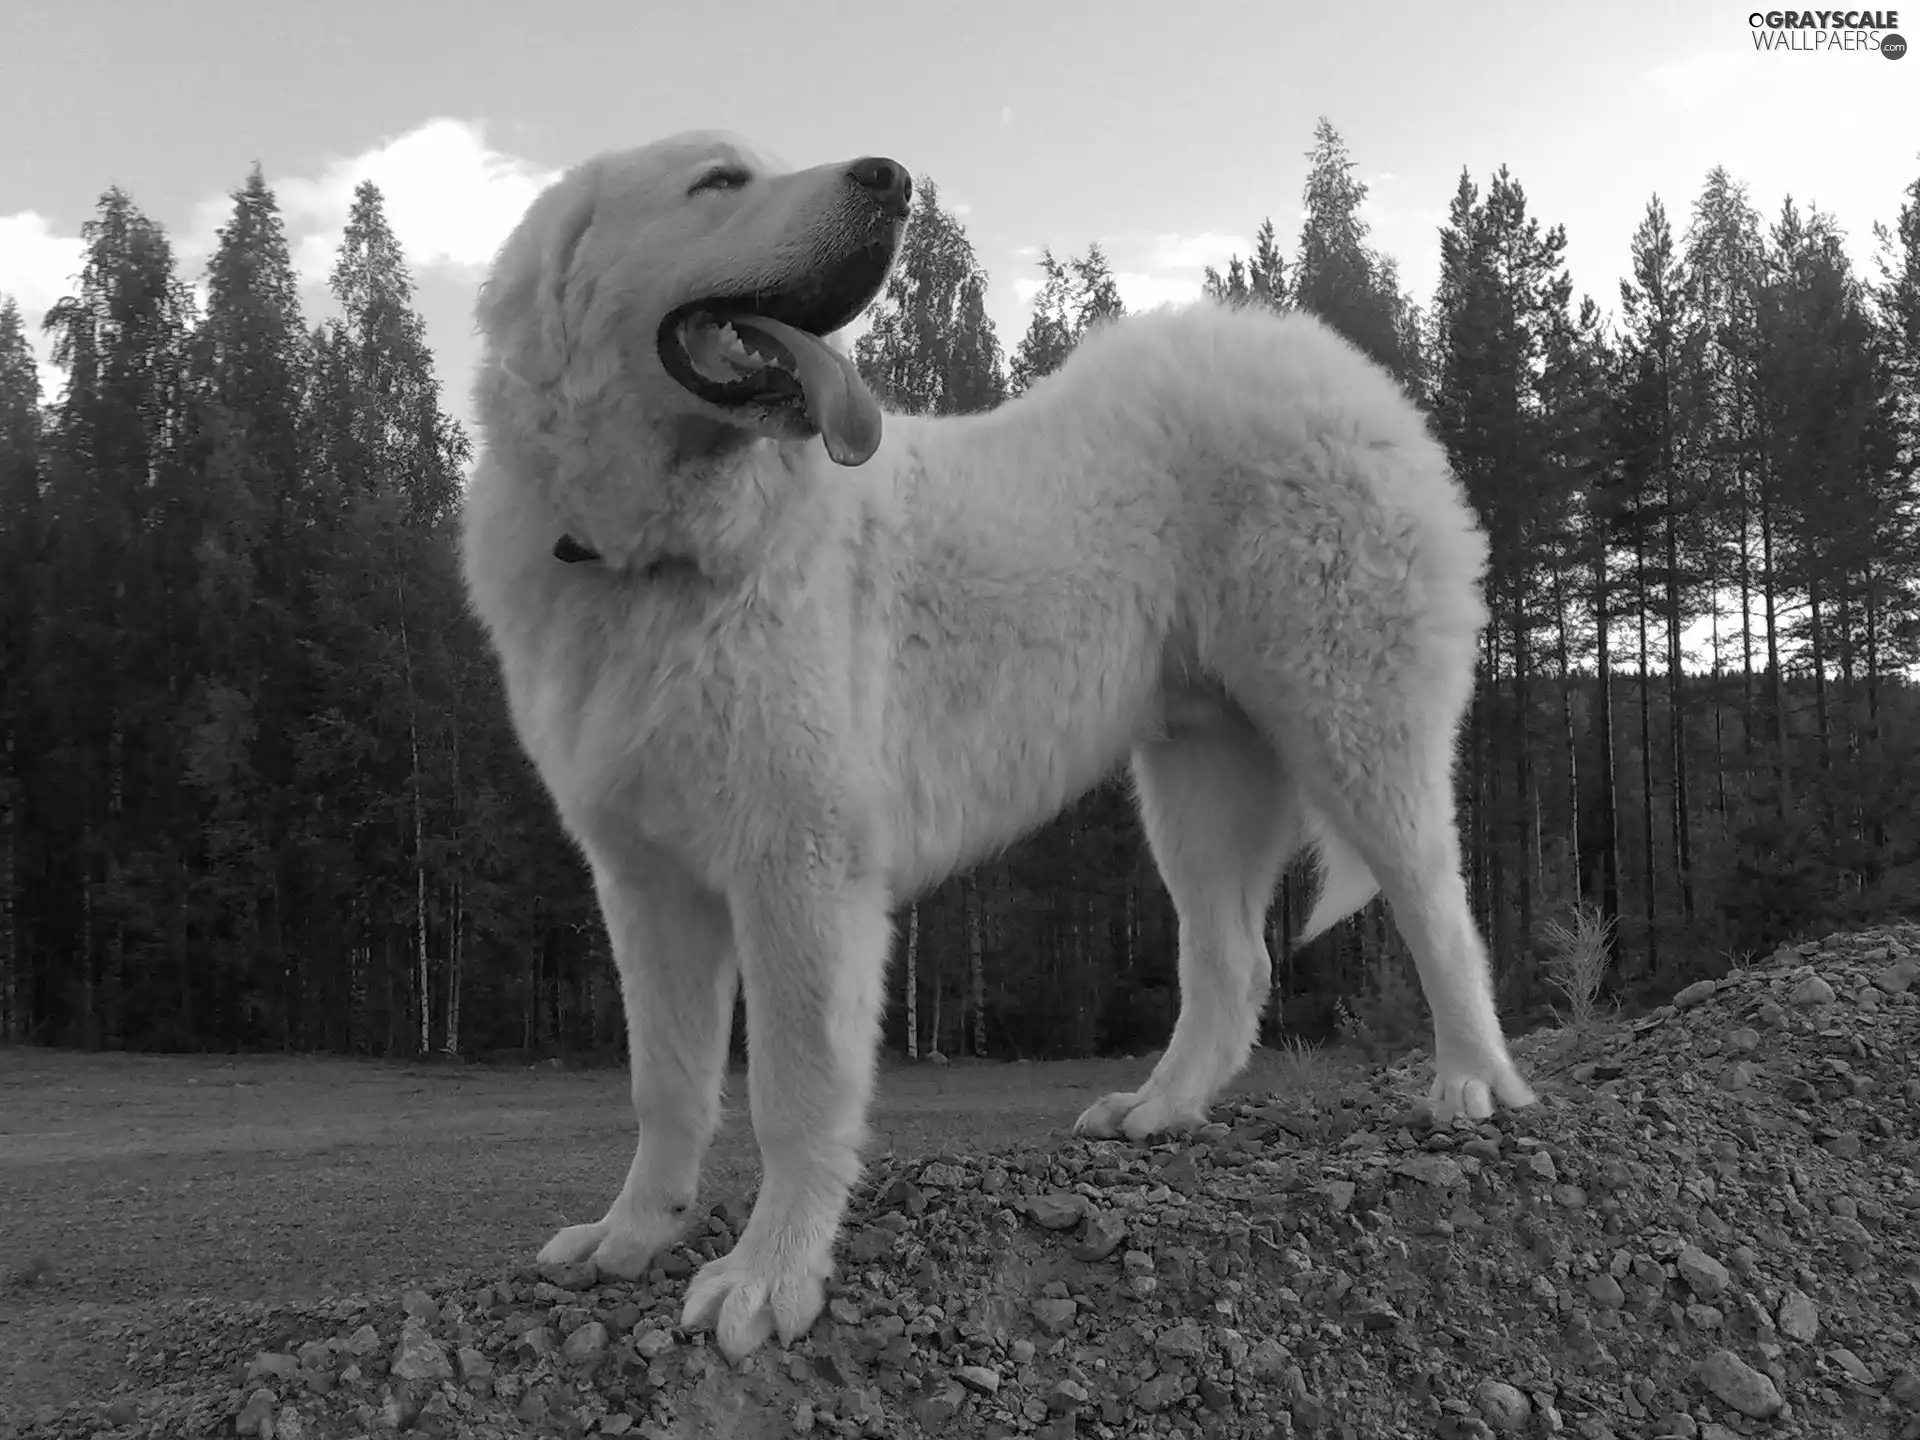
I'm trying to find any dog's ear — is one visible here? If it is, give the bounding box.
[476,167,600,392]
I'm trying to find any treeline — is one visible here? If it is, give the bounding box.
[1,121,1916,1060]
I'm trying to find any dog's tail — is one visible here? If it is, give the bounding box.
[1293,800,1380,945]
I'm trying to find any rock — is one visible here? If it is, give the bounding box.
[1696,1349,1785,1418]
[1674,979,1718,1008]
[562,1319,609,1365]
[538,1259,599,1291]
[1133,1373,1185,1412]
[1030,1297,1078,1335]
[1777,1288,1819,1341]
[954,1364,1000,1395]
[1072,1211,1128,1261]
[1024,1193,1087,1230]
[1677,1244,1730,1299]
[456,1344,492,1384]
[1247,1337,1290,1380]
[1789,975,1835,1007]
[391,1317,453,1382]
[342,1323,381,1357]
[1473,1379,1531,1433]
[1875,959,1918,994]
[400,1287,439,1323]
[1153,1322,1206,1360]
[234,1388,276,1437]
[634,1327,676,1360]
[245,1351,297,1382]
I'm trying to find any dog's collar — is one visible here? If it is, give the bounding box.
[552,535,701,584]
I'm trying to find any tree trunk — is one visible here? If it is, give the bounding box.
[1661,457,1694,923]
[904,902,920,1060]
[1592,508,1622,967]
[1635,519,1658,976]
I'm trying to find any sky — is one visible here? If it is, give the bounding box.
[2,0,1915,437]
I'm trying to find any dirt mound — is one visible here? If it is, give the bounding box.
[16,924,1920,1440]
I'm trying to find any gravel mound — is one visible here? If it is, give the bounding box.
[15,924,1920,1440]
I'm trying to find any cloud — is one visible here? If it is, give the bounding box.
[1137,231,1245,271]
[0,211,86,401]
[1013,276,1044,307]
[1114,271,1203,314]
[999,106,1014,127]
[250,117,563,291]
[1646,48,1749,107]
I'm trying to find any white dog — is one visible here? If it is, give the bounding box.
[460,131,1536,1361]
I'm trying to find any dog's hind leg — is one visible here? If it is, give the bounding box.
[1286,710,1536,1123]
[680,852,892,1361]
[538,846,737,1279]
[1075,705,1301,1140]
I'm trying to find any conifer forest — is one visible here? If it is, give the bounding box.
[2,121,1916,1062]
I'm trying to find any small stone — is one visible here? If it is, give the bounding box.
[1829,1347,1874,1384]
[457,1345,492,1384]
[342,1324,381,1357]
[1025,1193,1087,1230]
[539,1259,600,1291]
[1322,1180,1356,1213]
[1134,1373,1185,1412]
[1697,1349,1784,1418]
[562,1320,609,1365]
[954,1364,1000,1396]
[1586,1274,1625,1309]
[391,1318,453,1382]
[1047,1379,1090,1414]
[1473,1379,1531,1433]
[1789,975,1835,1007]
[1874,959,1918,995]
[245,1351,298,1383]
[1153,1322,1206,1360]
[634,1327,676,1360]
[1247,1337,1290,1380]
[235,1388,276,1438]
[1526,1151,1558,1183]
[1889,1369,1920,1410]
[1073,1211,1129,1262]
[1677,1245,1730,1300]
[1726,1027,1761,1052]
[1031,1297,1079,1335]
[1674,979,1718,1008]
[400,1288,439,1323]
[1777,1288,1819,1341]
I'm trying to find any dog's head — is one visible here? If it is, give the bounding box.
[476,131,908,476]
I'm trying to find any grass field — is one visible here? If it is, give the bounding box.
[0,1041,1347,1421]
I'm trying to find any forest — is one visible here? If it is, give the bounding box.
[1,120,1915,1062]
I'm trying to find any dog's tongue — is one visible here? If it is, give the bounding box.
[726,315,883,466]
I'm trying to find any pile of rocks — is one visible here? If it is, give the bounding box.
[20,924,1920,1439]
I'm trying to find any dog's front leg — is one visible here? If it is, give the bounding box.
[538,849,737,1278]
[680,854,892,1361]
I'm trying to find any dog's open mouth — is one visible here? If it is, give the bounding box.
[658,239,895,466]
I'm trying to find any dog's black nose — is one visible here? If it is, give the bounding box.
[847,157,912,219]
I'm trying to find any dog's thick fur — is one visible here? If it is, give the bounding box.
[461,130,1537,1361]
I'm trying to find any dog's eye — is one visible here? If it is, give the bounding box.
[689,166,751,196]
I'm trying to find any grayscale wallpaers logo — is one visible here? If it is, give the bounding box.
[1748,9,1906,55]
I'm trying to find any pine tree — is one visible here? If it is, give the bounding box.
[1294,119,1420,389]
[0,298,42,1040]
[852,176,1006,415]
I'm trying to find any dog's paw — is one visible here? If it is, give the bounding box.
[537,1220,610,1268]
[537,1207,684,1280]
[680,1241,830,1362]
[1073,1088,1207,1141]
[1425,1051,1537,1124]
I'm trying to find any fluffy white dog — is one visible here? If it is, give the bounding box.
[460,131,1536,1361]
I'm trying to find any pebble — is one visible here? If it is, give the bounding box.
[1697,1348,1785,1418]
